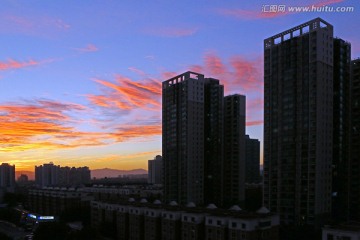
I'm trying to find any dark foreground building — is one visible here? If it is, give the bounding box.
[245,135,260,184]
[264,17,359,227]
[91,199,280,240]
[162,72,246,208]
[350,59,360,221]
[264,18,335,225]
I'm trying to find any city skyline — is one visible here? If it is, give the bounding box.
[1,1,360,172]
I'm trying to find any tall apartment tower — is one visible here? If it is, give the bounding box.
[223,94,246,207]
[332,38,351,222]
[350,59,360,221]
[245,135,261,184]
[0,163,15,189]
[162,72,224,206]
[148,155,163,184]
[264,18,334,225]
[35,162,60,187]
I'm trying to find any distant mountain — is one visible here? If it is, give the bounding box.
[15,171,35,180]
[91,168,147,179]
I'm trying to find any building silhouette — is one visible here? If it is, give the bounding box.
[0,163,15,189]
[35,162,60,187]
[245,135,260,184]
[331,38,352,222]
[223,94,246,207]
[35,162,90,187]
[148,155,163,184]
[264,18,335,225]
[91,199,280,240]
[350,58,360,221]
[162,71,246,207]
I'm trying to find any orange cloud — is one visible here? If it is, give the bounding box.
[0,59,40,71]
[89,75,161,112]
[111,125,162,142]
[0,100,112,152]
[246,120,264,126]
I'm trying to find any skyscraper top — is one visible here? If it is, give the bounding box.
[264,17,333,49]
[163,71,204,87]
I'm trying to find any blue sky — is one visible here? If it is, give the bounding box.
[0,0,359,171]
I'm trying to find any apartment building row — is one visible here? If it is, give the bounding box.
[91,199,279,240]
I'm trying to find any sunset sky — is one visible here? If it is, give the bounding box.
[1,0,359,172]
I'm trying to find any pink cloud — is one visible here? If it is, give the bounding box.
[0,14,70,35]
[246,120,264,126]
[144,27,198,37]
[73,44,99,53]
[0,59,40,71]
[128,67,146,76]
[88,74,161,112]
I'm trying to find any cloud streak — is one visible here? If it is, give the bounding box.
[0,99,110,152]
[73,44,99,53]
[89,75,161,112]
[0,59,40,71]
[144,27,198,37]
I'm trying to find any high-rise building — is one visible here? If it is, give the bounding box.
[350,58,360,221]
[35,162,60,187]
[148,155,163,184]
[245,135,260,184]
[35,163,91,187]
[0,163,15,188]
[264,18,334,225]
[331,38,351,222]
[162,72,246,208]
[162,72,224,206]
[163,72,206,205]
[204,78,224,206]
[223,94,246,207]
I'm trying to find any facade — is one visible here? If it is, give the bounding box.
[35,163,91,187]
[245,135,261,184]
[35,162,60,187]
[223,94,246,207]
[264,18,334,225]
[148,155,163,184]
[162,72,246,208]
[0,163,15,189]
[28,188,94,216]
[162,72,224,206]
[91,199,280,240]
[203,77,225,207]
[322,222,360,240]
[332,38,352,222]
[350,58,360,221]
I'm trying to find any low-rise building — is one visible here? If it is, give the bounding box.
[322,222,360,240]
[91,199,279,240]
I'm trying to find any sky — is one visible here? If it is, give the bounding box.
[1,0,359,172]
